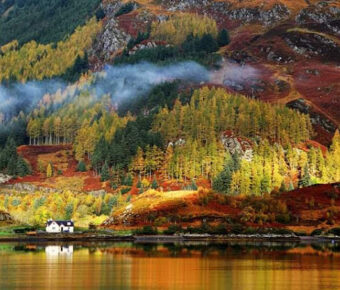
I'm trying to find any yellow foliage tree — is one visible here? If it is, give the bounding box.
[0,18,101,82]
[46,163,53,178]
[151,14,218,45]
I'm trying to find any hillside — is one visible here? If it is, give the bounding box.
[0,0,339,230]
[103,183,340,233]
[0,0,102,45]
[93,0,340,143]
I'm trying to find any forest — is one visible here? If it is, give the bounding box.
[115,14,229,66]
[0,18,101,82]
[22,84,340,197]
[0,0,102,46]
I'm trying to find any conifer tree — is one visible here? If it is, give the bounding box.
[217,29,230,47]
[279,180,287,193]
[299,164,311,188]
[151,178,159,189]
[101,162,110,182]
[16,157,31,177]
[76,161,87,172]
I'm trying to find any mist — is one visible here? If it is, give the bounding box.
[211,60,260,90]
[0,61,210,121]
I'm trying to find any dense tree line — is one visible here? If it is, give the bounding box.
[115,32,223,67]
[154,87,312,146]
[116,15,229,67]
[151,14,218,45]
[91,114,163,176]
[25,85,340,195]
[0,0,102,46]
[26,93,131,161]
[0,138,30,177]
[0,18,101,82]
[0,190,123,226]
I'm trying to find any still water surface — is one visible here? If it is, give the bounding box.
[0,241,340,290]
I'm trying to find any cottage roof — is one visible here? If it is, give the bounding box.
[46,220,74,227]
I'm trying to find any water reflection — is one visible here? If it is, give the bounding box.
[46,245,73,261]
[0,241,340,289]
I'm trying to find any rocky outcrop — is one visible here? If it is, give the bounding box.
[91,1,131,64]
[284,32,340,59]
[128,41,158,55]
[221,131,253,161]
[0,210,12,222]
[296,4,340,35]
[227,4,290,26]
[286,98,337,133]
[0,174,11,184]
[160,0,290,26]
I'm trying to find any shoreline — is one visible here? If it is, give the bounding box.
[0,233,339,243]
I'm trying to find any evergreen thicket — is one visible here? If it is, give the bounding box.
[0,0,101,46]
[0,18,101,82]
[0,138,30,177]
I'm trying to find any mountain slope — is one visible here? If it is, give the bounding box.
[0,0,102,46]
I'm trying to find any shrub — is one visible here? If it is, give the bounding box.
[123,174,133,186]
[100,162,110,182]
[110,182,118,190]
[217,29,230,47]
[311,228,324,236]
[275,213,291,224]
[213,223,228,235]
[326,227,340,236]
[269,228,294,235]
[163,224,183,235]
[120,187,131,195]
[295,231,307,236]
[76,161,87,172]
[151,179,159,189]
[243,227,257,235]
[230,224,244,234]
[134,226,158,235]
[154,216,167,226]
[115,2,136,17]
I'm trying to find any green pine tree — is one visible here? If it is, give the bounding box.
[16,157,31,177]
[217,29,230,46]
[101,162,110,182]
[299,165,311,188]
[76,160,87,172]
[151,178,159,189]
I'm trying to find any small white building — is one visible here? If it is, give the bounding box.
[46,219,74,233]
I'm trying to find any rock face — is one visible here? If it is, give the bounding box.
[286,99,337,133]
[284,31,340,60]
[0,210,12,222]
[128,41,158,55]
[91,1,131,64]
[221,131,253,161]
[296,4,340,35]
[0,174,11,184]
[160,0,290,26]
[227,4,290,26]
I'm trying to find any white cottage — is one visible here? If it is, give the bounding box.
[46,219,74,233]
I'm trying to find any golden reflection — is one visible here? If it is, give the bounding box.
[0,243,339,290]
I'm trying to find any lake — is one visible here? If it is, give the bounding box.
[0,241,340,289]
